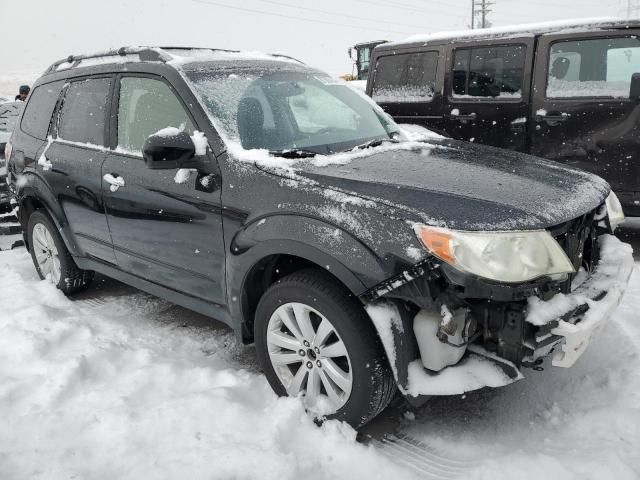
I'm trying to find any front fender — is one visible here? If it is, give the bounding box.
[226,214,389,337]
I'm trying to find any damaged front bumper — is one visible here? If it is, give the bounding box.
[364,234,634,398]
[525,234,634,368]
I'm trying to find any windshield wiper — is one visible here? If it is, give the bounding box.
[355,137,401,150]
[270,148,318,158]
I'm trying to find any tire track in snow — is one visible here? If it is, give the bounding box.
[371,433,476,479]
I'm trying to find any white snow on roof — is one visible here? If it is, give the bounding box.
[166,49,299,67]
[386,17,624,47]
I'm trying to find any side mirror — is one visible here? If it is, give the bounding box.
[143,130,195,170]
[630,73,640,101]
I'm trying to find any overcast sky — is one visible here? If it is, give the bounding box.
[0,0,634,80]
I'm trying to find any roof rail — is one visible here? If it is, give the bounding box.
[44,47,170,74]
[43,46,305,75]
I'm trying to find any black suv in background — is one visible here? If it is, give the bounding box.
[5,47,633,427]
[368,18,640,215]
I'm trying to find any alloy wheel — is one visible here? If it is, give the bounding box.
[32,223,61,284]
[266,302,353,412]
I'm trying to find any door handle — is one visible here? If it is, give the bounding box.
[535,112,568,124]
[103,173,125,192]
[449,112,477,122]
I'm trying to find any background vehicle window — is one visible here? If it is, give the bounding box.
[58,78,111,145]
[372,52,439,103]
[117,77,194,154]
[452,45,526,99]
[288,83,358,132]
[21,81,63,140]
[358,48,371,78]
[547,37,640,98]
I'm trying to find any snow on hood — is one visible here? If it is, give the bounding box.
[253,138,610,231]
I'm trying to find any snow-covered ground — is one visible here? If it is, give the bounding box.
[1,233,639,478]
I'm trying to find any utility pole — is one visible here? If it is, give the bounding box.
[471,0,475,29]
[472,0,493,29]
[626,0,640,17]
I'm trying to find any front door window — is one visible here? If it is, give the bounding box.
[117,77,194,154]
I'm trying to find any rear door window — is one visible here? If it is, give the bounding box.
[57,78,111,146]
[547,36,640,99]
[20,81,64,140]
[372,52,439,102]
[452,45,526,99]
[117,76,194,154]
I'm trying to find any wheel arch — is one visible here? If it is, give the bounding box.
[18,176,78,255]
[234,241,368,344]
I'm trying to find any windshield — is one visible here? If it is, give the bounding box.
[185,67,400,154]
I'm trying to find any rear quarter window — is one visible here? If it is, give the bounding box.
[57,78,111,146]
[546,36,640,99]
[20,81,64,140]
[372,51,439,103]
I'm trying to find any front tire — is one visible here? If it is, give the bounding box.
[255,269,396,428]
[27,210,93,294]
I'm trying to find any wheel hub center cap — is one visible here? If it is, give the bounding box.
[307,348,317,360]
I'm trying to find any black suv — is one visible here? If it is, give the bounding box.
[5,47,633,427]
[367,18,640,215]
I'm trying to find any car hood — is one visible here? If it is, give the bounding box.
[258,139,610,231]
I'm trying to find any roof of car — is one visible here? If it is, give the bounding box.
[43,46,304,76]
[379,17,640,50]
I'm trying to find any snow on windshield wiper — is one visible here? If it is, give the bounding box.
[355,137,401,150]
[270,149,318,158]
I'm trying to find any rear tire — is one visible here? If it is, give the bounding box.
[255,269,396,428]
[27,210,93,294]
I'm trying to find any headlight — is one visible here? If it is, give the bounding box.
[605,191,625,230]
[413,225,575,283]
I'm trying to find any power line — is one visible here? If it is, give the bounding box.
[249,0,433,29]
[192,0,408,34]
[626,0,640,17]
[349,0,468,18]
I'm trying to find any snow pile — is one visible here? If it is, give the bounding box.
[191,130,208,155]
[0,249,418,480]
[167,49,299,67]
[345,80,367,92]
[153,126,183,138]
[399,123,445,141]
[405,352,519,397]
[365,302,404,380]
[174,168,194,184]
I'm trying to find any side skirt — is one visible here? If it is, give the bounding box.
[74,255,234,330]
